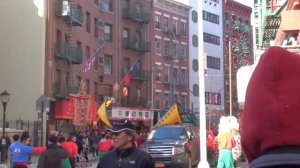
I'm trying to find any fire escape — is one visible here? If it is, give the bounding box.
[264,0,300,53]
[54,0,83,99]
[121,0,151,108]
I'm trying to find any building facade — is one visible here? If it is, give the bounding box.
[152,0,191,121]
[223,0,253,117]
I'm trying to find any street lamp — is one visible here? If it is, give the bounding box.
[0,90,10,163]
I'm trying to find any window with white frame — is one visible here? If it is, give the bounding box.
[155,38,161,55]
[181,69,186,85]
[173,19,178,34]
[174,67,179,84]
[155,14,161,29]
[100,0,112,12]
[103,55,112,74]
[155,92,161,109]
[164,94,169,109]
[181,21,187,36]
[181,44,187,58]
[164,66,170,83]
[164,17,169,30]
[104,24,112,42]
[164,40,170,56]
[155,64,161,82]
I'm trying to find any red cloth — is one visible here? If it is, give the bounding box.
[68,141,78,158]
[241,47,300,163]
[32,147,47,155]
[207,130,216,151]
[60,141,73,156]
[98,139,113,152]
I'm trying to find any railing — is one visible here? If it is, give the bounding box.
[282,45,300,54]
[122,38,150,52]
[64,43,82,64]
[122,7,150,23]
[55,0,83,26]
[53,81,78,99]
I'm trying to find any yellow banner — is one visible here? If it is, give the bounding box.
[153,103,182,128]
[97,100,112,128]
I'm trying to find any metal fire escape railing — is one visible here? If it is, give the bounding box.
[54,0,83,98]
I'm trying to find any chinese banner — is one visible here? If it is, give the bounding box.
[54,99,74,119]
[71,95,92,126]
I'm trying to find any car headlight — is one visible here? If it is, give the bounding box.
[172,146,185,154]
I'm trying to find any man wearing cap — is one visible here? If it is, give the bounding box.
[241,46,300,167]
[37,135,70,168]
[97,119,155,168]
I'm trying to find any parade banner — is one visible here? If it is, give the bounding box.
[54,99,74,119]
[71,95,92,126]
[153,103,182,128]
[97,100,112,128]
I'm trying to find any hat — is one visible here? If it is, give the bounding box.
[48,135,57,144]
[108,119,137,138]
[241,47,300,163]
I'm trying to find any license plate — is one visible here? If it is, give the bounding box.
[155,162,164,168]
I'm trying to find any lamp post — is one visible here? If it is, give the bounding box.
[0,90,10,163]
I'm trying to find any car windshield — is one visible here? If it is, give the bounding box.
[148,127,188,140]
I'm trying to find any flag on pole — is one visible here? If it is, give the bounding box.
[79,48,101,73]
[97,100,112,128]
[123,60,139,85]
[153,103,182,128]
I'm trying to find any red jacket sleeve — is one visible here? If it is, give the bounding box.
[32,147,47,155]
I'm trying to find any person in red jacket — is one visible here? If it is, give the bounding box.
[97,132,112,160]
[67,134,78,168]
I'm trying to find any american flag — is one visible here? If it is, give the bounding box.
[79,48,101,73]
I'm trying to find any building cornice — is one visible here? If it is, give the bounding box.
[154,0,191,17]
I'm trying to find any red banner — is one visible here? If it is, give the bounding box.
[54,99,74,120]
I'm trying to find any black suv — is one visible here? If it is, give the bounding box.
[140,123,200,168]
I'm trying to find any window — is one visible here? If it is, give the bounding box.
[164,94,170,109]
[181,69,186,85]
[164,40,170,56]
[164,66,170,83]
[205,92,221,105]
[86,12,91,33]
[164,17,169,30]
[56,30,62,54]
[203,32,220,45]
[181,22,187,36]
[86,79,90,94]
[104,24,112,42]
[104,55,112,74]
[203,10,220,24]
[192,10,198,23]
[192,59,199,72]
[207,56,221,69]
[123,28,129,47]
[155,92,161,109]
[77,41,82,51]
[100,0,112,12]
[173,20,178,34]
[192,35,198,47]
[193,84,199,97]
[182,95,187,109]
[181,44,187,59]
[94,18,98,38]
[174,67,179,85]
[155,64,161,82]
[155,38,161,55]
[85,46,90,59]
[155,14,161,29]
[123,0,129,8]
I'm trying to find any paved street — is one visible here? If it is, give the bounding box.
[0,154,99,168]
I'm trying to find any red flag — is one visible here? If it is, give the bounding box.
[123,74,132,85]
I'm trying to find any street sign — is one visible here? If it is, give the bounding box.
[36,95,50,113]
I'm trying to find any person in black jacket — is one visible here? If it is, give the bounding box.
[97,119,155,168]
[37,135,69,168]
